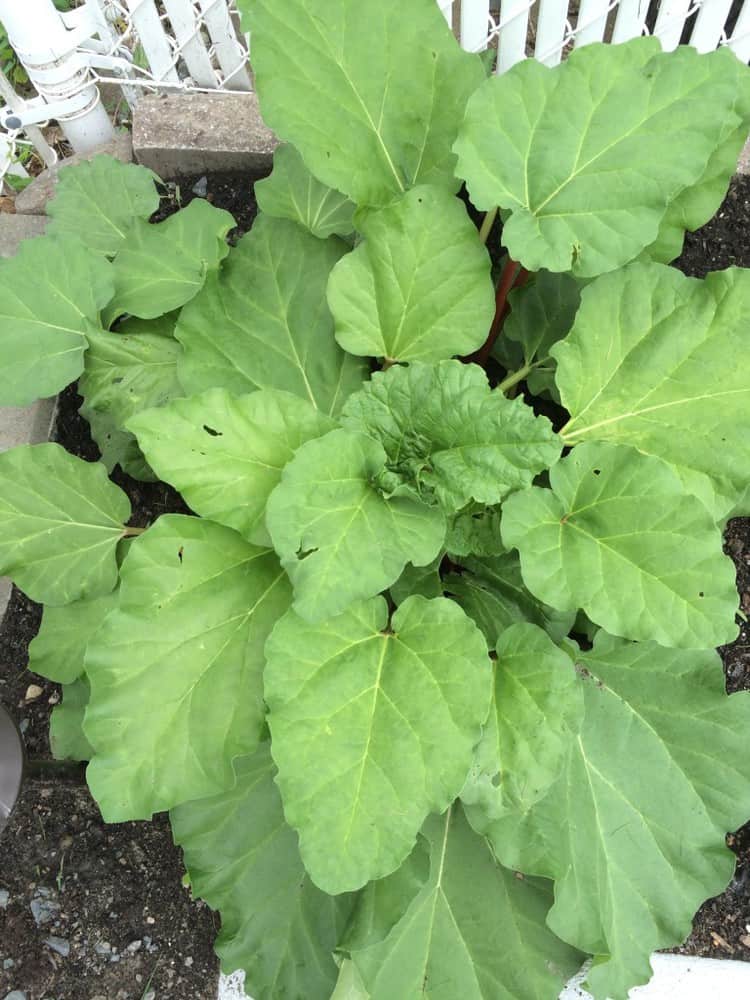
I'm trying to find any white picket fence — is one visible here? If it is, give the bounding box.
[1,1,749,183]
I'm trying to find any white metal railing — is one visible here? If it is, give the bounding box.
[0,1,749,184]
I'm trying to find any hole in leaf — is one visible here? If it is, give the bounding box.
[699,591,704,598]
[593,469,601,476]
[112,377,124,385]
[203,425,222,437]
[295,547,318,561]
[491,773,502,788]
[178,546,184,564]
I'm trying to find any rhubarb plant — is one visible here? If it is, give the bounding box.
[1,2,750,997]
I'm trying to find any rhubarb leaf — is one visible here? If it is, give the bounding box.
[84,515,291,820]
[0,444,130,605]
[264,595,491,892]
[342,361,560,510]
[266,429,446,622]
[255,143,355,239]
[177,216,367,415]
[240,0,485,206]
[129,389,335,546]
[479,633,750,999]
[501,441,737,649]
[455,39,750,275]
[0,236,114,407]
[328,187,494,362]
[171,744,354,1000]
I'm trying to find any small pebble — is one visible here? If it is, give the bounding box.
[146,915,155,924]
[143,992,156,1000]
[184,956,193,967]
[30,890,60,926]
[94,941,111,956]
[192,176,208,197]
[127,940,142,953]
[25,684,43,702]
[43,937,70,958]
[0,889,9,908]
[3,958,14,969]
[5,992,28,1000]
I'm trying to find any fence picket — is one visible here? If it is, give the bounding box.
[728,0,750,62]
[197,0,251,89]
[124,0,180,84]
[652,0,692,50]
[574,0,611,47]
[533,0,571,65]
[460,0,491,52]
[493,0,530,72]
[689,0,733,52]
[161,0,217,87]
[611,0,650,43]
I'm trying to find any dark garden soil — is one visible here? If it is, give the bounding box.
[2,171,750,998]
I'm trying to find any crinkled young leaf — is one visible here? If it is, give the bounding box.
[50,677,94,761]
[454,38,750,276]
[328,187,494,362]
[28,590,119,684]
[347,805,582,1000]
[503,442,737,649]
[129,389,335,546]
[104,199,235,324]
[555,263,750,517]
[264,595,491,892]
[445,507,506,558]
[0,444,130,606]
[84,515,291,821]
[444,553,575,648]
[171,744,354,1000]
[0,236,114,407]
[461,624,583,824]
[46,156,161,256]
[239,0,485,207]
[177,215,366,415]
[342,361,560,509]
[494,270,580,398]
[79,326,182,480]
[266,429,446,622]
[255,143,355,238]
[480,633,750,1000]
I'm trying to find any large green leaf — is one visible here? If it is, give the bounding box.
[0,236,114,407]
[494,270,581,398]
[644,106,750,263]
[176,215,367,415]
[255,143,355,239]
[502,441,737,649]
[171,744,354,1000]
[28,590,119,684]
[266,428,446,622]
[46,155,161,256]
[444,553,575,648]
[478,633,750,999]
[461,624,583,824]
[327,187,494,363]
[129,389,335,546]
[79,325,182,480]
[264,595,491,892]
[104,199,235,324]
[342,361,560,510]
[555,263,750,518]
[50,677,94,762]
[347,805,582,1000]
[84,515,291,820]
[0,444,130,606]
[454,39,750,276]
[239,0,485,207]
